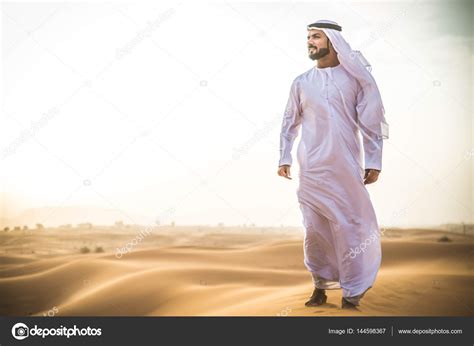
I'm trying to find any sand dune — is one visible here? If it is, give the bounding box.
[0,227,472,316]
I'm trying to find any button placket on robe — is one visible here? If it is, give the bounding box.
[325,70,334,118]
[325,71,329,101]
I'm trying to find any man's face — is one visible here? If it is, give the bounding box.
[307,29,330,60]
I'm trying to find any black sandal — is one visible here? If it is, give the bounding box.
[305,288,327,306]
[341,297,358,309]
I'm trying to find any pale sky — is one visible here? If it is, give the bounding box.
[1,0,472,228]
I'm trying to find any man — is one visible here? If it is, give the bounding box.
[277,20,389,309]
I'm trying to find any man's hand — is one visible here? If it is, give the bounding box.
[364,169,380,185]
[278,165,292,180]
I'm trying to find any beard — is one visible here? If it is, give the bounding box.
[308,47,330,60]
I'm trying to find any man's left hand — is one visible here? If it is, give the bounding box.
[364,169,380,185]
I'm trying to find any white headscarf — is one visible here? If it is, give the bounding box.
[308,20,389,145]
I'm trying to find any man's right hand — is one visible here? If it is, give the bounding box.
[277,165,292,180]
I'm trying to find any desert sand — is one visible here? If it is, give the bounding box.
[0,226,472,316]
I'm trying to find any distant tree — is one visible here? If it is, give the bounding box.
[95,246,104,253]
[22,225,28,231]
[170,221,175,227]
[14,226,21,231]
[36,223,44,230]
[437,236,452,243]
[3,227,9,232]
[80,246,91,254]
[114,221,124,228]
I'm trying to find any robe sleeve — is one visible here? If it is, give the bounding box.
[278,79,302,167]
[363,132,383,171]
[356,83,383,171]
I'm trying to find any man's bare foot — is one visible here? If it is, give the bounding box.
[305,288,327,306]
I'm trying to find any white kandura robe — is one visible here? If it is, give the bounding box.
[279,64,383,304]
